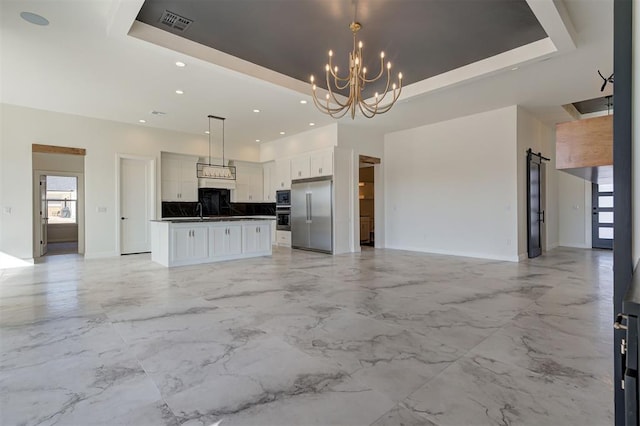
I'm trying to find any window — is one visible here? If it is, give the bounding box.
[46,176,77,224]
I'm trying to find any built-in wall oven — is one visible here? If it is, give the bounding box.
[276,190,291,231]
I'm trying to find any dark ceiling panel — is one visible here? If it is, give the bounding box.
[136,0,547,96]
[573,96,614,114]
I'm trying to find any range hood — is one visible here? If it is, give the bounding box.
[198,177,236,189]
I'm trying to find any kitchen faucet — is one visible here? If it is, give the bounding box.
[196,202,203,219]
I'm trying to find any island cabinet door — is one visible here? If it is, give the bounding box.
[242,224,258,253]
[227,225,242,255]
[257,223,271,251]
[191,227,209,260]
[211,226,228,257]
[171,227,192,262]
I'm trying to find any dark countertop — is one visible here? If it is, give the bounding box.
[623,260,640,316]
[152,216,275,224]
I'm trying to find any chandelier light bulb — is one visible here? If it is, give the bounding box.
[375,92,379,98]
[387,62,392,69]
[334,66,338,73]
[310,75,315,83]
[329,50,333,57]
[392,83,396,90]
[381,52,385,59]
[363,67,367,74]
[399,72,403,79]
[326,94,330,100]
[355,57,359,65]
[325,64,330,71]
[359,41,363,48]
[312,84,317,90]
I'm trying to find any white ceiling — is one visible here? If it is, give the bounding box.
[0,0,612,152]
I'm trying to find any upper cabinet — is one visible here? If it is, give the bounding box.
[263,161,276,202]
[233,162,264,202]
[310,150,333,178]
[290,149,334,181]
[291,154,311,180]
[275,158,291,190]
[161,154,198,202]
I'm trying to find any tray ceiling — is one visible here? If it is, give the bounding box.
[136,0,548,94]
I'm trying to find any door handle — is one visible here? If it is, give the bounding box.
[538,210,545,223]
[121,217,127,220]
[614,313,629,330]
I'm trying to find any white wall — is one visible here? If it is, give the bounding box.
[0,104,259,260]
[557,171,592,248]
[259,124,337,162]
[516,106,558,257]
[337,125,385,251]
[384,106,520,261]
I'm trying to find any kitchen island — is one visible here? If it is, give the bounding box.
[151,217,272,267]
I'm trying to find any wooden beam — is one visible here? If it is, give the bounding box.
[359,155,381,165]
[32,144,86,156]
[556,115,613,169]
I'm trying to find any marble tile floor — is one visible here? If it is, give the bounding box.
[0,247,613,425]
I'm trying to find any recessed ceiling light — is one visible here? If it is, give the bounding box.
[139,119,146,123]
[300,100,308,104]
[511,66,519,71]
[253,109,260,113]
[175,61,186,67]
[20,11,49,26]
[255,139,261,143]
[280,131,285,135]
[309,122,315,126]
[205,131,210,134]
[175,90,184,95]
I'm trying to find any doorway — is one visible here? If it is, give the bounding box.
[32,145,86,258]
[118,155,155,254]
[359,155,380,248]
[591,183,614,249]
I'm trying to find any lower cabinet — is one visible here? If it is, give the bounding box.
[171,225,209,263]
[151,220,272,267]
[242,223,271,254]
[212,224,242,257]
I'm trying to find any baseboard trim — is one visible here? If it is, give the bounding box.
[385,245,520,262]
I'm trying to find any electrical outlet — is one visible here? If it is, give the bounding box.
[97,207,107,213]
[3,206,11,214]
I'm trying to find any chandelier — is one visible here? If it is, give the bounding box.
[310,9,402,119]
[196,115,236,180]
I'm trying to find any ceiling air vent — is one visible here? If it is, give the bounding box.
[159,10,192,32]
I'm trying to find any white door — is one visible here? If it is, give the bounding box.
[39,175,48,256]
[120,158,151,254]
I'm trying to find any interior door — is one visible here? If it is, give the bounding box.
[120,158,151,254]
[39,175,48,256]
[592,183,614,249]
[527,152,543,258]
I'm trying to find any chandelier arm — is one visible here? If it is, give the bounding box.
[312,93,348,116]
[360,87,401,114]
[362,56,386,84]
[333,78,351,91]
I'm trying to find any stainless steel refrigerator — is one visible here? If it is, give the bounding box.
[291,176,332,253]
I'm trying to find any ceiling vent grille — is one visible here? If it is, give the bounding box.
[159,10,192,32]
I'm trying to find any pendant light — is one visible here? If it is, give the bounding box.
[197,115,236,180]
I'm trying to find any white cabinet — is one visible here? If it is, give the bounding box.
[276,230,291,247]
[171,225,209,263]
[290,154,311,180]
[288,150,333,182]
[212,224,242,257]
[310,150,333,177]
[263,162,276,202]
[242,223,271,254]
[151,220,273,267]
[161,154,198,201]
[275,158,291,189]
[233,162,263,202]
